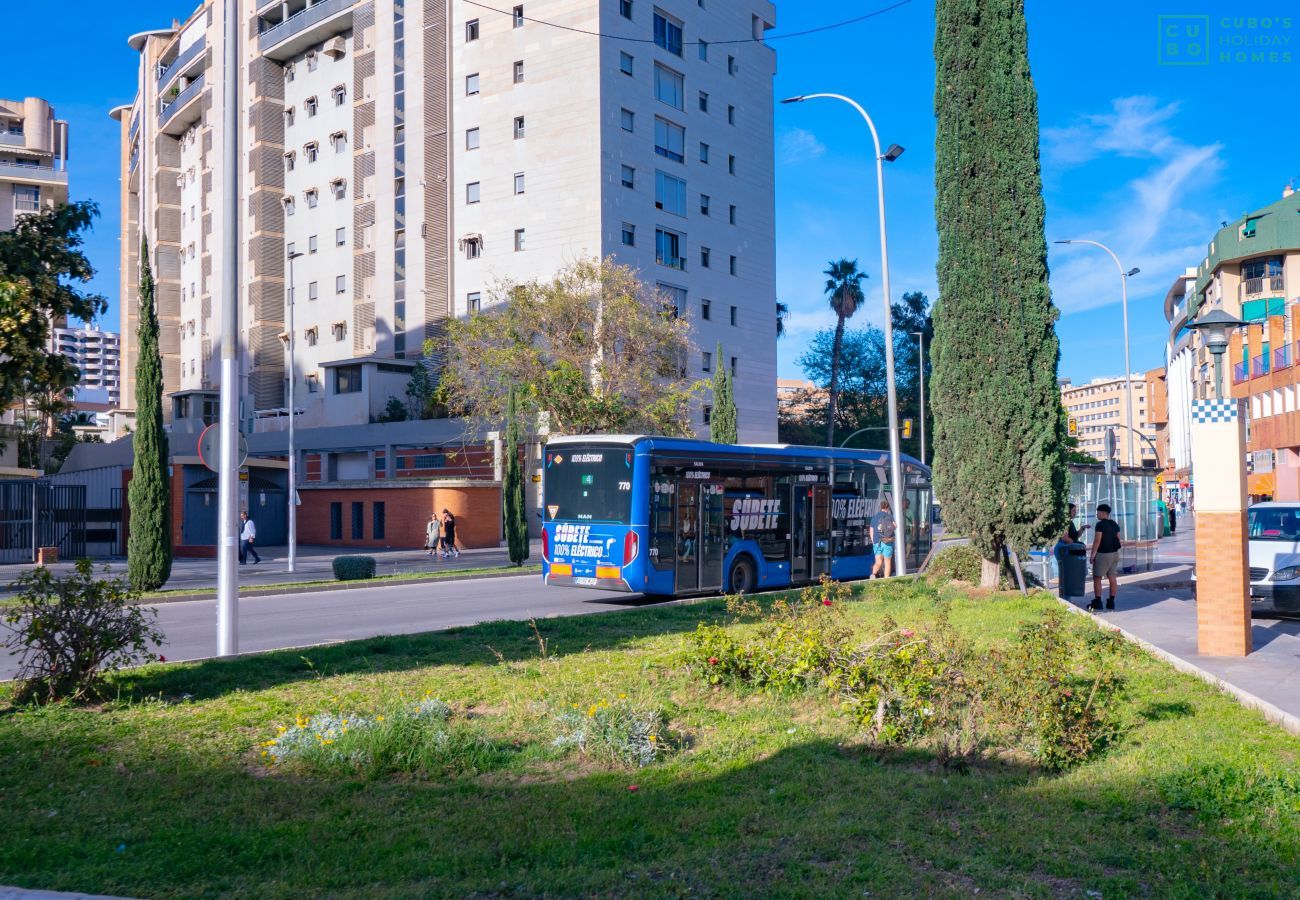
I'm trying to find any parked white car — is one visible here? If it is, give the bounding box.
[1243,503,1300,615]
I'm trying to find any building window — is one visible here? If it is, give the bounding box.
[621,164,635,188]
[727,54,737,75]
[283,195,295,216]
[336,274,347,293]
[730,305,737,326]
[283,151,295,172]
[513,4,524,27]
[305,327,319,346]
[466,18,479,41]
[514,228,526,251]
[373,502,386,540]
[351,502,364,540]
[703,405,713,425]
[729,204,736,224]
[702,351,712,372]
[305,141,319,162]
[654,170,686,215]
[308,281,318,300]
[306,50,318,72]
[698,39,708,60]
[729,255,737,276]
[335,364,362,393]
[467,181,481,204]
[330,177,347,199]
[698,91,708,112]
[655,228,684,270]
[336,226,346,246]
[466,127,480,150]
[730,356,737,376]
[330,503,342,539]
[621,108,635,132]
[333,83,347,105]
[513,60,525,83]
[701,299,711,320]
[331,130,348,153]
[466,73,480,95]
[305,188,319,208]
[514,172,526,194]
[620,0,633,19]
[728,154,735,174]
[727,104,735,125]
[464,237,481,259]
[620,52,634,75]
[700,193,710,215]
[468,292,481,312]
[308,234,318,253]
[701,247,711,268]
[654,64,684,109]
[284,106,295,126]
[653,9,684,56]
[699,142,710,163]
[657,283,687,316]
[654,117,685,162]
[621,222,636,246]
[513,115,526,139]
[305,96,318,117]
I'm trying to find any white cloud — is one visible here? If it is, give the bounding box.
[779,128,827,166]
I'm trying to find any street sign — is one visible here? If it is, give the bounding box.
[198,424,249,473]
[1067,417,1079,437]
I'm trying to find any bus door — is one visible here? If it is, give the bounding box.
[906,486,932,572]
[791,484,832,582]
[675,481,726,593]
[812,485,832,579]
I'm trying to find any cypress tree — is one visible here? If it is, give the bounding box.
[709,342,738,444]
[127,238,173,591]
[931,0,1068,586]
[504,386,530,566]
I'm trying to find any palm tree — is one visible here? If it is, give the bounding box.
[776,301,789,339]
[822,259,868,446]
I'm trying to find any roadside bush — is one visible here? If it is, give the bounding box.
[333,555,377,581]
[263,695,511,779]
[552,694,675,768]
[2,559,163,705]
[926,544,1018,590]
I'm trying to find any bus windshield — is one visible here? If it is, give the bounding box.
[544,445,633,523]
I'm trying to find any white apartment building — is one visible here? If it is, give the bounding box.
[113,0,779,440]
[1161,267,1197,478]
[0,98,69,232]
[51,327,123,407]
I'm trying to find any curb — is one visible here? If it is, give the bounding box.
[1051,594,1300,737]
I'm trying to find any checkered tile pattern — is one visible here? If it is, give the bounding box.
[1191,399,1239,423]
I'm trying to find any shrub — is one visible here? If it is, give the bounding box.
[926,543,1017,589]
[2,559,163,705]
[552,695,674,768]
[263,695,510,779]
[333,555,377,581]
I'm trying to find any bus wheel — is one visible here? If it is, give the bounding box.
[728,556,757,595]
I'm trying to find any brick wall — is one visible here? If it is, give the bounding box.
[297,483,502,550]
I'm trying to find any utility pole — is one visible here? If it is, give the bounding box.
[216,0,241,656]
[286,250,303,574]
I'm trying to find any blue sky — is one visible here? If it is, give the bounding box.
[4,1,1296,385]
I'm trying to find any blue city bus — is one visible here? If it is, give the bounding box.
[541,435,933,597]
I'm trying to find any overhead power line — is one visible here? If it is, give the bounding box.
[462,0,914,46]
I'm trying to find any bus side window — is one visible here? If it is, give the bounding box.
[650,476,675,569]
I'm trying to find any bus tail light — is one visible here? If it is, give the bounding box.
[623,531,639,566]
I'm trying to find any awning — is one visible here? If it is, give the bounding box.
[1248,471,1275,496]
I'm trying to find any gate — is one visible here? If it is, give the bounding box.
[0,480,88,563]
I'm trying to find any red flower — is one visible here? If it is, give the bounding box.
[900,629,914,639]
[158,655,167,663]
[627,784,639,792]
[822,599,833,607]
[708,657,719,666]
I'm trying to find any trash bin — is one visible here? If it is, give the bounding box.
[1056,541,1087,598]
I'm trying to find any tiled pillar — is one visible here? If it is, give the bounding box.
[1190,399,1252,656]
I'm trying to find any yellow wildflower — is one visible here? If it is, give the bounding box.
[618,693,627,699]
[376,715,385,721]
[323,739,334,745]
[649,735,657,742]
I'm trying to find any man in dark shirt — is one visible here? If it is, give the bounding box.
[1089,503,1122,611]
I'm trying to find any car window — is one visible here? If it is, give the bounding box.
[1248,508,1300,541]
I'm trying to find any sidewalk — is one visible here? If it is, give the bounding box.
[0,540,542,597]
[1058,518,1300,733]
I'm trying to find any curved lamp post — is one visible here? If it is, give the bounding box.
[783,92,908,573]
[1055,239,1140,466]
[1185,307,1247,398]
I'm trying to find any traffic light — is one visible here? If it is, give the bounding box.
[902,418,913,440]
[1067,417,1079,437]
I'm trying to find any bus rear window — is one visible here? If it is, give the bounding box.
[544,447,632,523]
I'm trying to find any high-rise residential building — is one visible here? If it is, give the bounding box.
[0,98,69,232]
[113,0,779,440]
[1060,374,1157,467]
[51,326,123,407]
[1160,266,1197,498]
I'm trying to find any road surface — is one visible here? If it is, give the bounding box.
[1,574,635,680]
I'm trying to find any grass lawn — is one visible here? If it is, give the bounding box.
[1,580,1298,898]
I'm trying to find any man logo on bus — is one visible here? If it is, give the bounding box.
[730,497,781,532]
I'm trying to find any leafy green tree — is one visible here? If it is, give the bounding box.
[440,258,700,436]
[709,342,738,443]
[405,338,444,419]
[0,201,107,411]
[891,290,934,463]
[776,301,790,339]
[127,239,172,592]
[823,259,868,446]
[503,386,529,566]
[932,0,1068,586]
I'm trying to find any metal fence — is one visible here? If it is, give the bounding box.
[0,480,87,563]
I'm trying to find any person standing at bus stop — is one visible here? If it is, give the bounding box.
[1088,503,1122,611]
[871,498,896,578]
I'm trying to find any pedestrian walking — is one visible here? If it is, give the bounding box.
[870,498,896,578]
[425,513,442,557]
[1088,503,1122,611]
[239,511,261,565]
[441,508,460,558]
[1168,505,1177,535]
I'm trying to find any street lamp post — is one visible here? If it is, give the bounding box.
[286,250,304,574]
[783,92,908,573]
[1185,308,1248,398]
[1055,239,1140,466]
[913,331,926,465]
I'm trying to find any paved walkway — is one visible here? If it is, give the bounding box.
[0,540,541,597]
[1058,516,1300,732]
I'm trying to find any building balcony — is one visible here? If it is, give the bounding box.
[0,161,67,185]
[1233,361,1249,385]
[258,0,355,62]
[1251,353,1271,379]
[1275,344,1293,372]
[0,133,25,147]
[156,36,207,94]
[157,74,205,136]
[1241,275,1285,300]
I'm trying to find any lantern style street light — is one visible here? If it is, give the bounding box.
[1186,308,1248,397]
